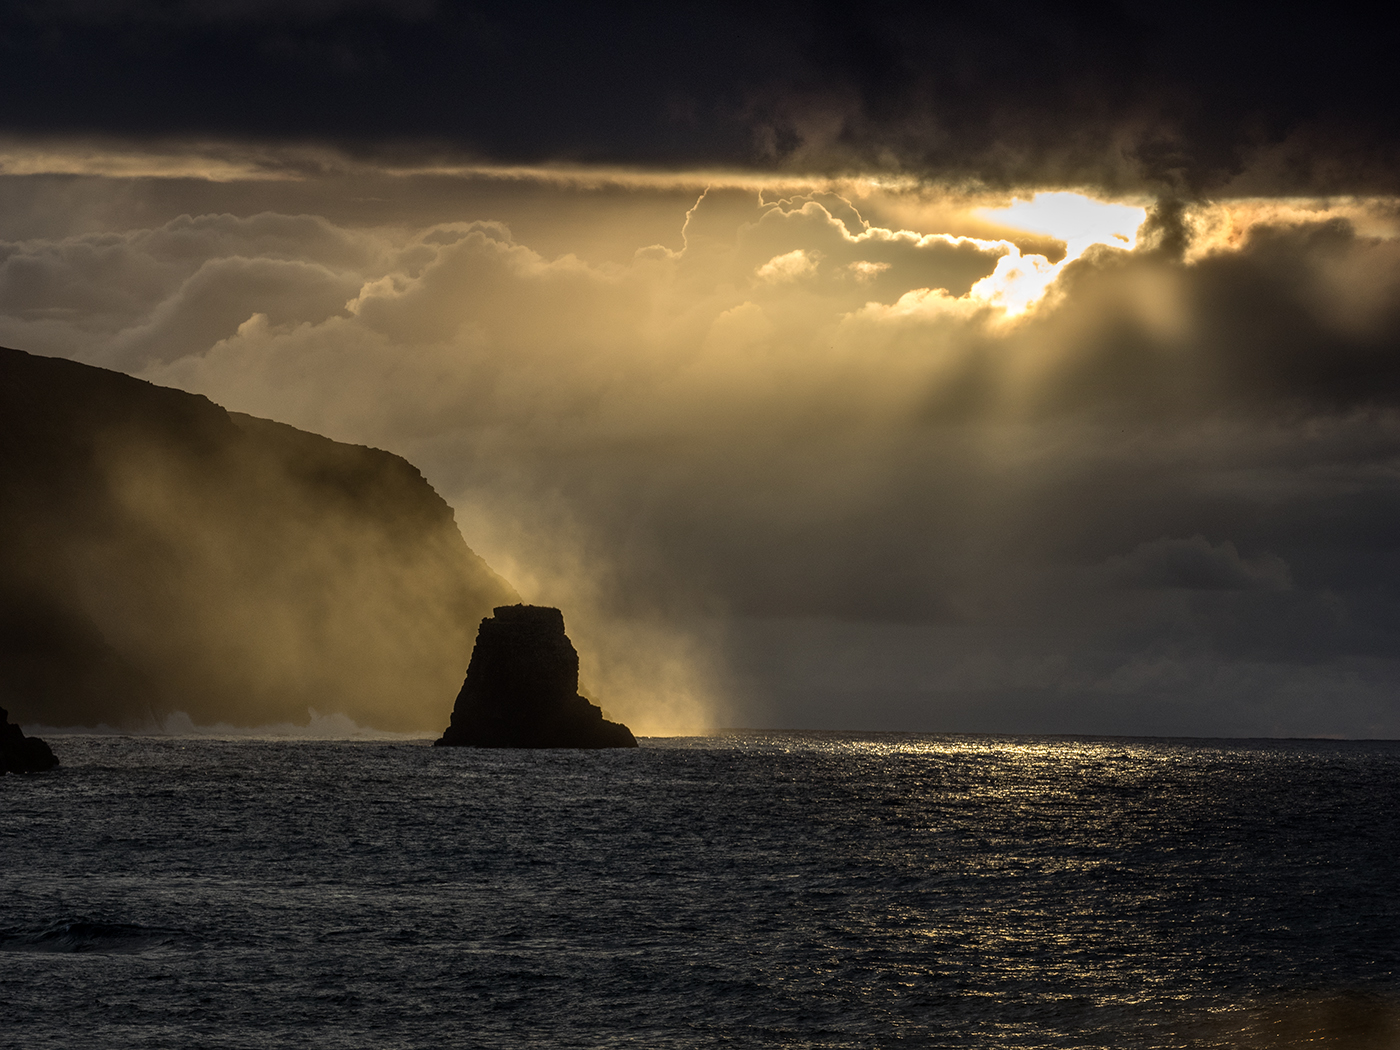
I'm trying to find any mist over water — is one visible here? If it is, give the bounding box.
[0,348,517,734]
[20,709,428,740]
[5,733,1399,1048]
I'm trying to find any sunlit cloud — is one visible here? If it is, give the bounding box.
[1180,196,1400,261]
[967,247,1060,316]
[847,260,890,283]
[0,137,344,181]
[0,135,928,193]
[4,160,1400,735]
[755,248,821,283]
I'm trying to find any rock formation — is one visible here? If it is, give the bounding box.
[435,605,638,748]
[0,707,58,775]
[0,345,518,731]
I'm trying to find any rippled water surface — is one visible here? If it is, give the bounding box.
[3,733,1400,1048]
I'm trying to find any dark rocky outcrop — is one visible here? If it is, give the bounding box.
[435,605,638,748]
[0,346,518,731]
[1,706,58,775]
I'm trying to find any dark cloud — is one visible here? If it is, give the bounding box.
[1101,536,1292,592]
[999,217,1400,421]
[3,0,436,23]
[0,2,1395,193]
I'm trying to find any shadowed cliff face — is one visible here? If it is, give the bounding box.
[437,605,637,748]
[0,346,517,730]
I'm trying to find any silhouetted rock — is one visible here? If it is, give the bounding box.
[0,345,518,731]
[0,706,58,775]
[435,605,638,748]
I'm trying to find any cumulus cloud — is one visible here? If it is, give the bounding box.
[755,248,821,283]
[4,173,1400,736]
[0,212,383,364]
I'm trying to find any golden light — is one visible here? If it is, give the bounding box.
[968,192,1148,316]
[975,191,1147,257]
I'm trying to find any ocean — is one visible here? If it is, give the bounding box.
[2,733,1398,1048]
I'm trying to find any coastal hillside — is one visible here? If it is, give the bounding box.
[0,346,517,731]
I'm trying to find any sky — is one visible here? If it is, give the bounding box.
[3,2,1400,736]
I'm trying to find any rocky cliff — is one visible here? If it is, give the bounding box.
[0,706,58,774]
[0,346,518,731]
[435,605,637,748]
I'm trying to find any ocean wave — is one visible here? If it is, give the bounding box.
[0,920,187,954]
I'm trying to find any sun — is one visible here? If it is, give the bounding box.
[968,192,1149,315]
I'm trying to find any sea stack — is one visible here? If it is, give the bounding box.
[434,605,638,748]
[1,707,59,775]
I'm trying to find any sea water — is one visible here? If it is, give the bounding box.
[2,733,1399,1049]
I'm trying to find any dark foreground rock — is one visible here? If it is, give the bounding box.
[435,605,638,748]
[1,706,58,774]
